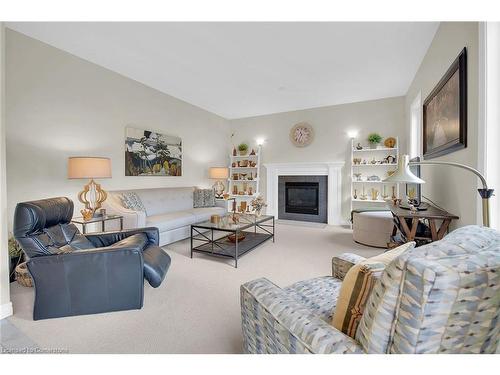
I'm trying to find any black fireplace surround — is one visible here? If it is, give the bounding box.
[278,176,328,223]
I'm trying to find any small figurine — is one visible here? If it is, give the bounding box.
[232,147,237,156]
[250,149,256,155]
[370,158,377,165]
[356,143,363,150]
[232,162,236,168]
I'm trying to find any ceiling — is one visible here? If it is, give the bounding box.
[6,22,439,119]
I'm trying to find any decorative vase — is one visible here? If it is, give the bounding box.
[239,150,247,156]
[232,147,237,156]
[370,142,378,149]
[255,209,262,217]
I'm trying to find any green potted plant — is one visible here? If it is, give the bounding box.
[8,235,23,283]
[238,142,249,156]
[367,133,383,149]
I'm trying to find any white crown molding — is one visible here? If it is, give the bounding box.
[264,161,344,225]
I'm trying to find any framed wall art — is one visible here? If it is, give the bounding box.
[125,127,182,176]
[423,47,467,159]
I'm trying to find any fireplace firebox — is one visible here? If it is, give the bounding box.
[285,182,319,215]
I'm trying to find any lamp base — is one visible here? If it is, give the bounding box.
[78,179,107,213]
[212,180,225,199]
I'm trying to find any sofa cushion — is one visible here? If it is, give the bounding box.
[142,246,171,288]
[135,187,194,216]
[146,211,196,232]
[332,241,415,338]
[193,189,216,208]
[284,276,343,322]
[188,207,226,222]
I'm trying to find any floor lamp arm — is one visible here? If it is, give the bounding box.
[409,161,494,227]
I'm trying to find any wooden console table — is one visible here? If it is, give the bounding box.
[389,204,459,243]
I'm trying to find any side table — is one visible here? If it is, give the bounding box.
[71,214,124,234]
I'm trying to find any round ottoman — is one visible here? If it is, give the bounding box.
[352,210,394,248]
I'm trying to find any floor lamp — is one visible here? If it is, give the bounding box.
[383,155,494,227]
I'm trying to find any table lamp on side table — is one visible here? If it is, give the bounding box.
[209,167,229,199]
[68,157,112,218]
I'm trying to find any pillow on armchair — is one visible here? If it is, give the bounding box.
[331,241,415,338]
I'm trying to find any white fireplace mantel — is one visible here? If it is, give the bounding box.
[264,161,344,225]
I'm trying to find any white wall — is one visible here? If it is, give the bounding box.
[1,22,13,319]
[5,30,231,227]
[405,22,480,228]
[230,96,406,221]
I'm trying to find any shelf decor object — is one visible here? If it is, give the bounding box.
[68,157,112,215]
[209,167,229,199]
[383,154,494,227]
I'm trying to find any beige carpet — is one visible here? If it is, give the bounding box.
[6,223,382,353]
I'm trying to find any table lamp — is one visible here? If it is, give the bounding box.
[68,157,112,215]
[383,154,494,227]
[209,167,229,199]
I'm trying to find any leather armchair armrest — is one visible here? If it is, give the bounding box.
[27,247,144,320]
[85,227,160,247]
[332,253,366,280]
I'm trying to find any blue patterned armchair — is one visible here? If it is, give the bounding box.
[240,225,500,354]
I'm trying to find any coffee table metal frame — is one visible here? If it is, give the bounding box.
[190,214,275,268]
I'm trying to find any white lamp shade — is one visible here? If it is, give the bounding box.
[209,167,229,179]
[68,157,112,179]
[383,154,425,184]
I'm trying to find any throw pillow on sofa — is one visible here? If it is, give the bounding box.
[120,192,146,212]
[193,189,216,208]
[331,241,415,338]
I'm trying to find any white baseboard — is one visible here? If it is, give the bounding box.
[0,302,13,320]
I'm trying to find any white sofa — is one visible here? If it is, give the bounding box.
[104,187,226,246]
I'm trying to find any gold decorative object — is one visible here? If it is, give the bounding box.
[232,185,238,195]
[248,187,253,195]
[384,137,397,148]
[81,209,93,221]
[210,214,221,224]
[370,188,379,201]
[68,157,111,214]
[240,201,247,211]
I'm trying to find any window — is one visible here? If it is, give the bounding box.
[409,92,422,158]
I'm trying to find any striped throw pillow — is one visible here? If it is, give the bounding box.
[331,241,415,338]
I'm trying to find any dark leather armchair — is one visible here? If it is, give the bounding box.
[13,197,171,320]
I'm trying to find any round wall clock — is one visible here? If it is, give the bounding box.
[290,122,314,147]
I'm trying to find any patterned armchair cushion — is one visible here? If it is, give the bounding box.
[241,278,364,354]
[331,253,366,280]
[193,188,216,208]
[283,276,342,322]
[332,242,415,338]
[356,225,500,354]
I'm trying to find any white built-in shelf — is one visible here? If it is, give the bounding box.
[229,179,259,182]
[352,163,397,167]
[231,154,259,159]
[352,198,390,203]
[230,167,258,170]
[230,194,256,198]
[352,180,394,184]
[353,147,398,152]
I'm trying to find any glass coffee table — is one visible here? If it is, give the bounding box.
[190,214,275,268]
